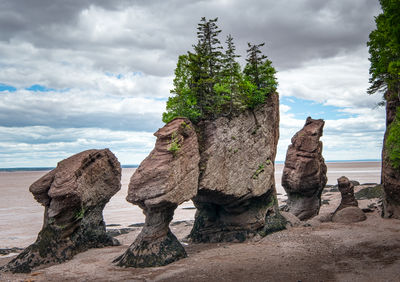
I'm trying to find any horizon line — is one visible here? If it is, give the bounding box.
[0,159,382,171]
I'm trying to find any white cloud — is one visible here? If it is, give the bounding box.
[0,126,156,167]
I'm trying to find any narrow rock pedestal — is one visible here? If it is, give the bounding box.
[114,118,200,267]
[1,149,121,273]
[335,176,358,213]
[282,117,327,220]
[114,206,186,267]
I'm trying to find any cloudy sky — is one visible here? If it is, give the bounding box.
[0,0,384,168]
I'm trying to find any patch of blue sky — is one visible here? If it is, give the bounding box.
[105,72,124,79]
[281,96,357,120]
[154,97,168,101]
[132,71,143,77]
[25,84,70,93]
[0,83,17,92]
[26,84,56,92]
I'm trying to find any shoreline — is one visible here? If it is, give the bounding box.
[0,160,381,172]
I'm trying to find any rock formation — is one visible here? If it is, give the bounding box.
[334,176,358,213]
[2,149,121,273]
[114,118,200,267]
[382,96,400,219]
[282,117,327,220]
[190,93,285,243]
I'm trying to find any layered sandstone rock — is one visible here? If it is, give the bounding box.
[334,176,358,213]
[382,97,400,219]
[282,117,327,220]
[2,149,121,273]
[114,118,200,267]
[190,93,285,243]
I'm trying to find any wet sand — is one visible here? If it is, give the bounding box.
[0,162,381,249]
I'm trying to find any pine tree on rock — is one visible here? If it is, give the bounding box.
[163,55,200,123]
[162,17,278,123]
[190,17,223,118]
[243,43,277,109]
[215,34,242,115]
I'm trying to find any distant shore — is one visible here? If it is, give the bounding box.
[0,160,381,172]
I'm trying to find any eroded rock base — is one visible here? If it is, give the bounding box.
[285,192,322,221]
[114,206,186,268]
[2,205,118,273]
[114,230,186,268]
[190,190,286,242]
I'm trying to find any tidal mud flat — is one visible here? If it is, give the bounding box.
[1,165,400,281]
[0,162,381,249]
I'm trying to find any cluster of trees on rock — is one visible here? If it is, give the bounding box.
[368,0,400,169]
[162,17,278,124]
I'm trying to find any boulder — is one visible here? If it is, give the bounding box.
[332,207,366,223]
[282,117,327,220]
[189,93,285,242]
[334,176,358,213]
[114,118,200,267]
[2,149,121,273]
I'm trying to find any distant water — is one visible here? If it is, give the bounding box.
[0,161,380,172]
[0,164,139,172]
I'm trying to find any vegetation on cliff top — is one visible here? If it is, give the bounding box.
[162,17,277,124]
[367,0,400,99]
[368,0,400,168]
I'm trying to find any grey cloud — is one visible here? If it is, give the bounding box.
[0,91,164,132]
[0,0,381,75]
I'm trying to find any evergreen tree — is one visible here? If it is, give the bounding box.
[367,0,400,98]
[215,34,242,114]
[162,17,278,123]
[243,43,277,109]
[162,55,200,123]
[189,17,223,118]
[367,0,400,170]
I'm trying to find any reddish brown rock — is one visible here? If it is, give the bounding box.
[382,97,400,219]
[334,176,358,213]
[2,149,121,273]
[332,206,366,223]
[114,118,200,267]
[282,117,327,220]
[190,93,285,243]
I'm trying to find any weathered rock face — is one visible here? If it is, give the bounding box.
[382,97,400,219]
[114,118,200,267]
[2,149,121,273]
[282,117,327,220]
[190,93,285,243]
[335,176,358,213]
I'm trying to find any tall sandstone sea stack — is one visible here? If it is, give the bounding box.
[282,117,327,220]
[382,96,400,219]
[116,93,283,267]
[2,149,121,273]
[114,118,200,267]
[190,92,284,242]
